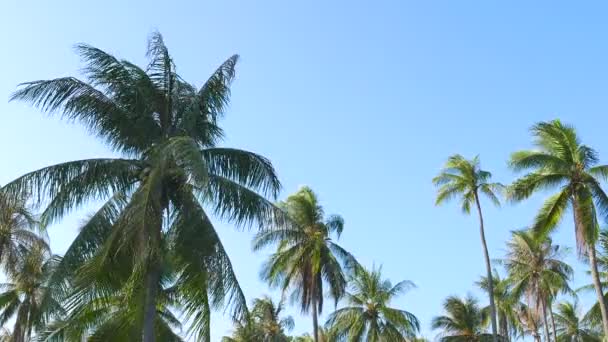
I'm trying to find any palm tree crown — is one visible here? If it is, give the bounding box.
[325,265,420,341]
[553,301,601,342]
[432,294,493,342]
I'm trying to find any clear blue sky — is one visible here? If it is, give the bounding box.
[2,0,608,340]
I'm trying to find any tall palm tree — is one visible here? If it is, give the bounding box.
[0,192,45,273]
[553,301,601,342]
[253,186,357,342]
[502,230,572,342]
[251,296,294,341]
[579,229,608,330]
[0,244,62,342]
[431,294,494,342]
[508,120,608,336]
[7,33,284,342]
[433,154,503,341]
[325,265,420,341]
[476,271,519,341]
[515,303,542,342]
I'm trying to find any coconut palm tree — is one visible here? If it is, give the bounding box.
[502,230,572,342]
[553,301,601,342]
[0,192,45,273]
[0,244,63,342]
[508,120,608,336]
[515,303,543,342]
[325,265,420,341]
[433,154,503,342]
[476,271,520,341]
[7,32,284,342]
[251,296,294,341]
[432,294,494,342]
[253,186,357,342]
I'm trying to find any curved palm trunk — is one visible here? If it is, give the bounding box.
[548,301,557,342]
[541,298,550,342]
[474,193,498,342]
[587,243,608,337]
[572,200,608,338]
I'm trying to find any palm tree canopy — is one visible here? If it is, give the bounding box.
[502,230,573,307]
[433,154,503,213]
[254,186,357,314]
[325,265,420,341]
[508,120,608,252]
[432,295,494,342]
[553,301,601,342]
[6,32,285,341]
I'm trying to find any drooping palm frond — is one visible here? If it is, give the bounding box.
[432,295,492,342]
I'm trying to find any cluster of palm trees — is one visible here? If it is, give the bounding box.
[431,121,608,342]
[3,32,608,342]
[0,33,420,342]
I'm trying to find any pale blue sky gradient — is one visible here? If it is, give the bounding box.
[2,1,608,340]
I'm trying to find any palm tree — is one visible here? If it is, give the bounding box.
[289,327,337,342]
[502,230,572,342]
[7,32,284,342]
[251,296,294,341]
[325,265,419,341]
[253,186,357,342]
[431,294,494,342]
[222,319,264,342]
[515,303,542,342]
[0,244,63,342]
[433,154,503,342]
[508,120,608,336]
[0,192,45,273]
[476,271,519,341]
[553,301,601,342]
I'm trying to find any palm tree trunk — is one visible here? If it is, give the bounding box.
[311,273,319,342]
[499,313,508,341]
[587,243,608,337]
[548,301,557,342]
[311,297,319,342]
[143,262,159,342]
[541,298,550,342]
[474,193,498,342]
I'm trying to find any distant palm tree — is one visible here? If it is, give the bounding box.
[515,303,542,342]
[432,294,494,342]
[222,319,264,342]
[7,32,283,342]
[508,120,608,336]
[553,301,601,342]
[251,296,294,341]
[476,271,519,341]
[289,327,337,342]
[0,192,45,273]
[253,186,357,342]
[502,230,572,342]
[433,154,503,342]
[0,244,62,342]
[325,265,420,341]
